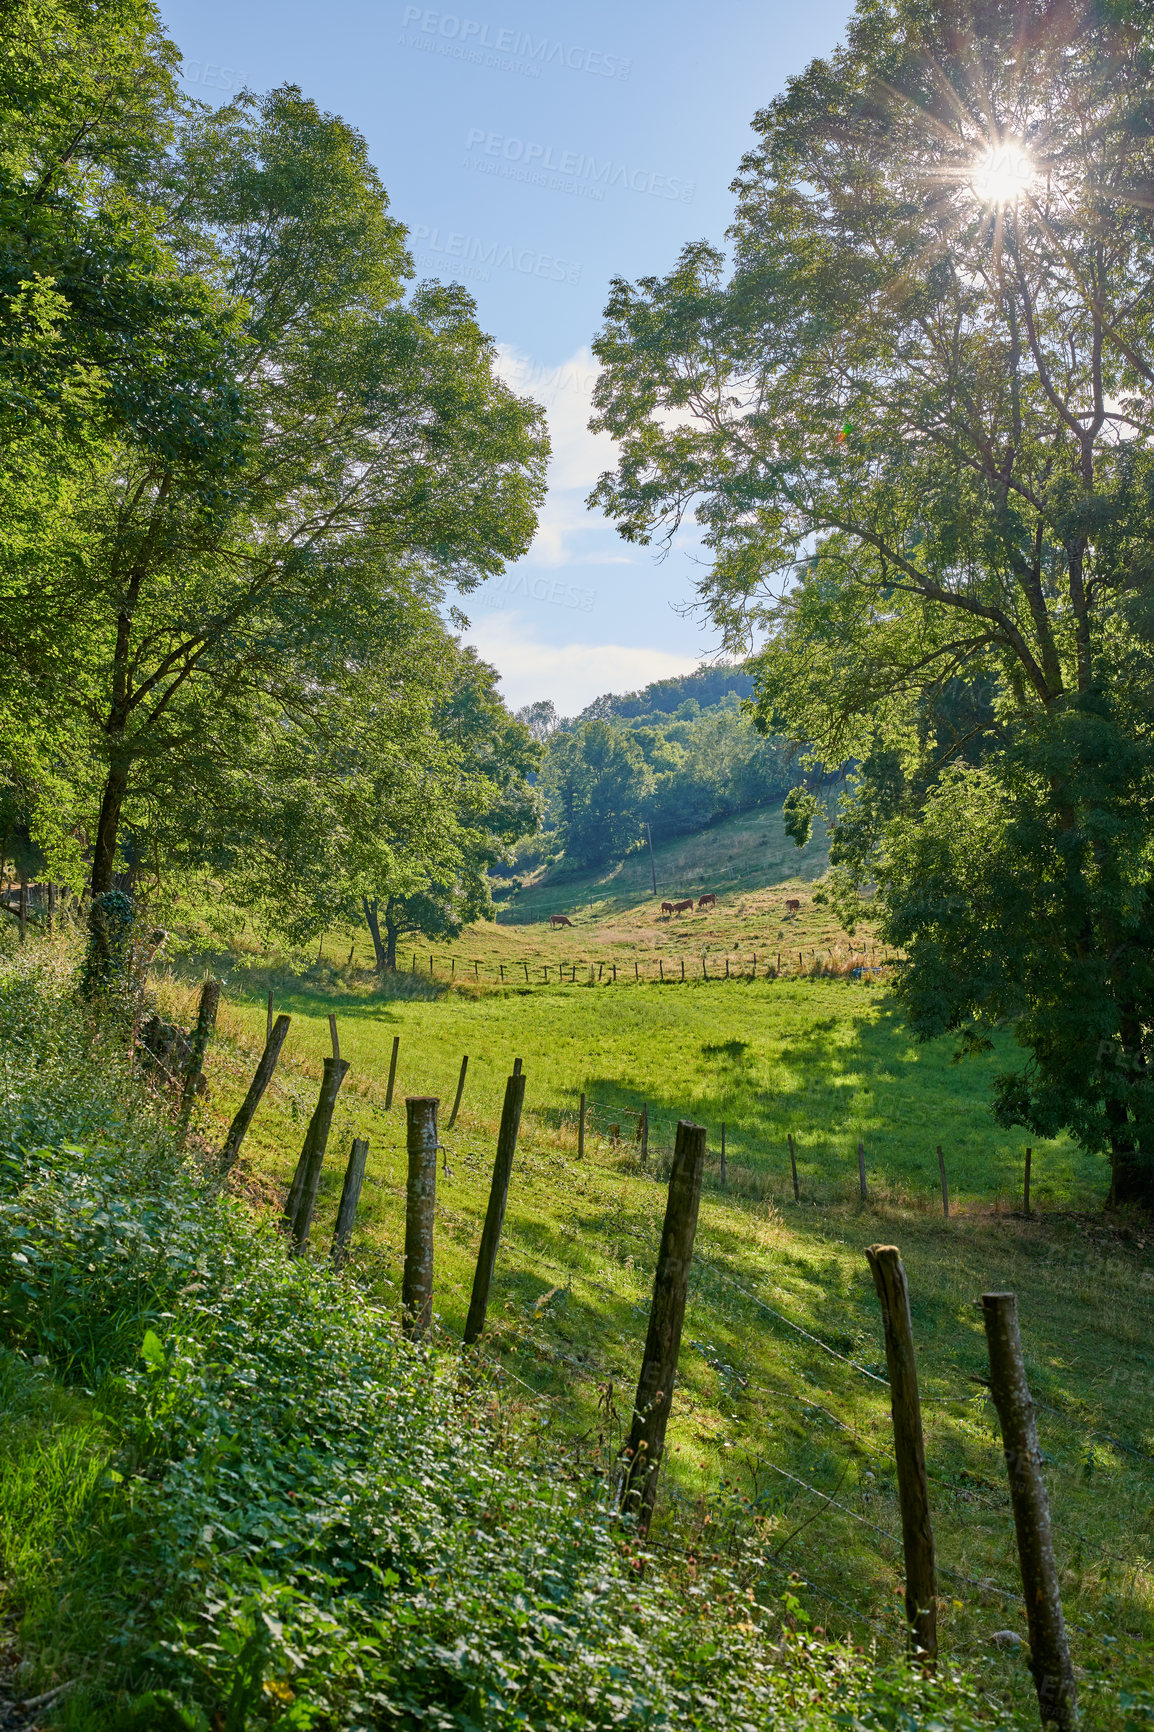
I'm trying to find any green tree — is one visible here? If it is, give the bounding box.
[3,80,548,895]
[589,0,1154,1202]
[542,720,650,869]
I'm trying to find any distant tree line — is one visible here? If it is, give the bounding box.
[0,0,545,960]
[515,667,798,872]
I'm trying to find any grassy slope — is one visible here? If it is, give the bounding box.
[149,878,1154,1725]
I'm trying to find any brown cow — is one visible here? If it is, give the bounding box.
[785,898,801,914]
[697,893,716,909]
[661,901,675,916]
[672,898,694,914]
[550,913,574,928]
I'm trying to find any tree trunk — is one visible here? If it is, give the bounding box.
[362,897,388,971]
[91,757,130,896]
[384,897,399,971]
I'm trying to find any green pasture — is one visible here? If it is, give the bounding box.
[171,963,1154,1721]
[201,972,1103,1211]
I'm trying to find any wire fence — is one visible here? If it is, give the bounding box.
[401,948,895,988]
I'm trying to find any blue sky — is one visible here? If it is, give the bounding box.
[159,0,854,713]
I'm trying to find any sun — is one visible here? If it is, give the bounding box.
[970,140,1035,206]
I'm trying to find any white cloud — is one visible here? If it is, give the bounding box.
[465,611,700,715]
[496,343,621,564]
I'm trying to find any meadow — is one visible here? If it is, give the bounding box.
[144,879,1154,1726]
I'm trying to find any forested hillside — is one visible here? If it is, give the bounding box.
[513,666,806,876]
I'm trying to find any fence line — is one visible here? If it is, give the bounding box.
[401,947,895,989]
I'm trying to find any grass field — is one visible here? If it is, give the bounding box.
[149,880,1154,1726]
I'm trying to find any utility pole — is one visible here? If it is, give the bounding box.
[646,822,657,896]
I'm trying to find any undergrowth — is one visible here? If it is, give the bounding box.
[0,944,1041,1728]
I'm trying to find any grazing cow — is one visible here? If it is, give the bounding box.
[697,893,716,910]
[672,898,694,915]
[661,901,675,916]
[785,898,801,914]
[550,913,574,928]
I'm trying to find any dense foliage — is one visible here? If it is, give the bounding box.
[0,1,544,957]
[0,947,1029,1730]
[523,671,797,872]
[589,0,1154,1203]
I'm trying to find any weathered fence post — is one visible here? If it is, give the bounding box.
[980,1292,1077,1732]
[18,877,26,946]
[463,1071,527,1344]
[857,1138,868,1202]
[331,1136,370,1267]
[865,1246,938,1662]
[788,1132,800,1202]
[385,1035,400,1109]
[283,1052,351,1253]
[1024,1146,1033,1217]
[659,959,664,982]
[177,977,221,1140]
[216,1013,292,1183]
[47,882,56,934]
[402,1098,439,1338]
[513,1056,522,1076]
[578,1091,586,1160]
[447,1055,469,1130]
[680,957,685,981]
[619,1119,707,1534]
[937,1144,950,1219]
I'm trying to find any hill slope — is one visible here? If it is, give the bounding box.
[500,801,831,925]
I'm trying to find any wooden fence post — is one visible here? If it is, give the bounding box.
[447,1055,468,1130]
[865,1246,938,1662]
[578,1092,586,1160]
[788,1132,800,1202]
[47,882,56,935]
[331,1136,370,1267]
[216,1013,292,1183]
[18,877,26,946]
[463,1071,527,1344]
[385,1035,400,1109]
[1024,1146,1033,1217]
[619,1119,707,1534]
[680,957,685,982]
[283,1053,351,1253]
[858,1139,868,1202]
[513,1056,522,1076]
[640,1104,649,1164]
[937,1144,950,1219]
[177,977,220,1140]
[659,960,664,982]
[980,1293,1077,1731]
[402,1097,439,1338]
